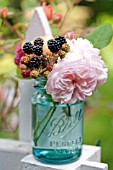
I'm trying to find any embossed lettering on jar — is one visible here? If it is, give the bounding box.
[32,77,84,164]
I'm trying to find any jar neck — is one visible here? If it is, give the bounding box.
[34,76,47,91]
[33,76,54,103]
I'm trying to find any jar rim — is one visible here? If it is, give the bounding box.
[36,76,47,82]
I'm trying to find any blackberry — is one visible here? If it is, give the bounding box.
[38,57,47,68]
[29,57,39,69]
[34,38,44,46]
[47,39,60,53]
[55,36,67,47]
[33,45,42,56]
[23,42,33,54]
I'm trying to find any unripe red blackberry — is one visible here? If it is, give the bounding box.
[30,70,39,79]
[46,64,53,71]
[21,70,30,78]
[20,56,30,65]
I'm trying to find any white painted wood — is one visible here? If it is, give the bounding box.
[81,161,108,170]
[20,145,101,170]
[19,79,35,142]
[0,140,107,170]
[0,139,31,170]
[19,7,52,142]
[25,7,52,42]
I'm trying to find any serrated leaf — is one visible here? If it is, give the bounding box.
[86,24,113,49]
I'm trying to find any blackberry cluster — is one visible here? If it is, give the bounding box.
[47,39,60,53]
[55,36,67,47]
[23,42,33,54]
[33,45,42,56]
[29,57,39,69]
[34,38,44,46]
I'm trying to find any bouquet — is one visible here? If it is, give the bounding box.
[14,23,113,164]
[14,24,113,104]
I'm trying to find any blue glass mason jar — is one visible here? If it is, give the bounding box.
[32,76,84,164]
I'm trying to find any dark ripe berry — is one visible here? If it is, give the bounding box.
[42,62,47,68]
[33,45,42,56]
[38,57,47,68]
[21,70,30,78]
[47,39,60,53]
[29,57,39,69]
[34,38,44,46]
[23,42,33,54]
[55,36,67,47]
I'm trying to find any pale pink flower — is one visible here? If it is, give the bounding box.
[45,38,108,104]
[65,32,75,40]
[68,38,108,85]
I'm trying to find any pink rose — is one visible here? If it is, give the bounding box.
[45,38,108,104]
[14,46,24,66]
[45,57,97,104]
[70,38,108,85]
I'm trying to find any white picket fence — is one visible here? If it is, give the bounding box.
[0,139,108,170]
[0,7,108,170]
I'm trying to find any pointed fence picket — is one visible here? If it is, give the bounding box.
[19,7,52,142]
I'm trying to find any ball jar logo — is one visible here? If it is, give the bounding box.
[48,108,83,139]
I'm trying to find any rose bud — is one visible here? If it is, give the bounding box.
[43,2,53,20]
[0,8,8,19]
[53,13,62,24]
[65,32,75,40]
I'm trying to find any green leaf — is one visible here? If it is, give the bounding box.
[86,24,113,49]
[16,68,23,79]
[16,68,30,80]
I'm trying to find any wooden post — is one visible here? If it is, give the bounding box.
[19,7,52,142]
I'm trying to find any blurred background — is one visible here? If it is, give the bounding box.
[0,0,113,169]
